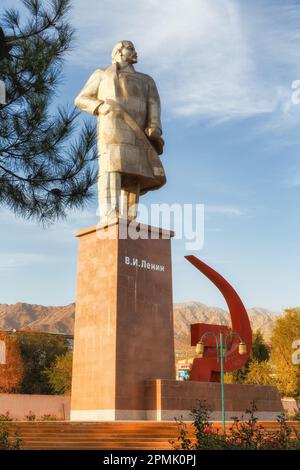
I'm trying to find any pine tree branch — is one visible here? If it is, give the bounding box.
[0,0,98,222]
[3,0,72,43]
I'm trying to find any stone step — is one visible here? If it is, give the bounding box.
[6,421,300,450]
[22,445,173,450]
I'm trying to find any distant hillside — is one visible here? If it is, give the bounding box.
[173,301,281,350]
[0,301,281,348]
[0,302,75,334]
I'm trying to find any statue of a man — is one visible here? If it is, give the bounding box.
[75,40,166,222]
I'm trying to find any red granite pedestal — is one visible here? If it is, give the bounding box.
[70,221,175,420]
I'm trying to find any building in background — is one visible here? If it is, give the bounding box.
[176,358,194,381]
[0,338,6,364]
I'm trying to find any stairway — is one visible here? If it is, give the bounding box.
[7,421,300,450]
[8,421,193,450]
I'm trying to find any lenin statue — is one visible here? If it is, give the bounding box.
[75,40,166,223]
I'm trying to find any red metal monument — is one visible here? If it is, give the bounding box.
[185,255,252,382]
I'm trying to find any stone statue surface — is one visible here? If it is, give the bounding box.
[75,40,166,222]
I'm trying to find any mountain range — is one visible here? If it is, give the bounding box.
[0,301,281,350]
[173,301,281,350]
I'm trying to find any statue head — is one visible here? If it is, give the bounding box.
[111,40,137,65]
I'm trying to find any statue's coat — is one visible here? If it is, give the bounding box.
[75,64,166,192]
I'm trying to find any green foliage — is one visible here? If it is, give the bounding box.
[251,330,270,361]
[245,359,275,386]
[44,350,72,394]
[187,401,226,450]
[224,365,248,384]
[40,414,59,421]
[291,399,300,421]
[171,420,193,450]
[0,332,24,393]
[225,330,270,384]
[226,402,268,450]
[270,308,300,397]
[0,412,12,422]
[0,0,97,222]
[226,311,300,394]
[25,410,36,421]
[18,332,70,394]
[227,404,296,450]
[172,401,300,450]
[0,421,21,450]
[171,401,225,450]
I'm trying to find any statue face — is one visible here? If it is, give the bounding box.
[120,42,137,64]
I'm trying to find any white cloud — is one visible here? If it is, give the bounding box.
[69,0,300,122]
[0,207,98,253]
[0,253,56,270]
[206,205,243,216]
[286,173,300,188]
[0,207,97,233]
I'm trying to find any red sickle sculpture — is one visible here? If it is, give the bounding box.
[185,255,252,382]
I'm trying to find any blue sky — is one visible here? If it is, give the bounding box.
[1,0,300,311]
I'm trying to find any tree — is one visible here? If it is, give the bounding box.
[225,330,270,384]
[44,350,72,394]
[270,308,300,397]
[245,360,275,387]
[0,0,97,223]
[18,331,70,394]
[251,330,270,362]
[0,332,23,393]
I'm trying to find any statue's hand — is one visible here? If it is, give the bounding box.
[145,127,164,155]
[98,102,112,115]
[145,127,162,140]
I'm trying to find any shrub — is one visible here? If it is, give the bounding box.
[40,414,59,421]
[171,400,226,450]
[290,399,300,421]
[18,332,70,395]
[0,333,23,393]
[171,400,300,450]
[44,351,72,395]
[0,412,12,422]
[0,422,21,450]
[25,411,36,422]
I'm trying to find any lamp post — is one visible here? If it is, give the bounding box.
[195,331,247,434]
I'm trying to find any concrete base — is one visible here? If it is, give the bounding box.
[70,410,279,421]
[70,409,148,421]
[146,410,282,421]
[70,379,284,422]
[145,380,284,422]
